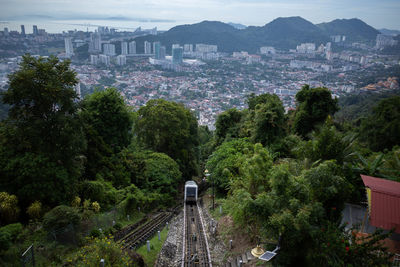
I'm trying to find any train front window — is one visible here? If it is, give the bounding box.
[186,187,196,196]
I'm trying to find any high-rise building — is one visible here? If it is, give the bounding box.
[184,44,193,52]
[195,44,217,53]
[3,27,9,36]
[116,55,127,66]
[64,37,74,57]
[144,41,152,54]
[99,54,110,66]
[103,43,116,56]
[33,25,38,35]
[153,42,161,59]
[172,47,183,64]
[129,41,136,54]
[160,46,166,60]
[172,44,180,49]
[121,41,128,55]
[296,43,316,53]
[94,33,101,52]
[90,55,99,65]
[20,25,25,36]
[376,34,398,49]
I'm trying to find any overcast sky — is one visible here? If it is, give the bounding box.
[1,0,399,30]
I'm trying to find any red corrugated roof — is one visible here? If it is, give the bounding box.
[361,175,400,233]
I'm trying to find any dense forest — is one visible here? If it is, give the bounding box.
[0,55,399,266]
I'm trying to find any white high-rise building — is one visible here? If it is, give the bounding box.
[89,32,102,52]
[184,44,193,52]
[296,43,316,53]
[99,54,110,66]
[116,55,127,66]
[129,41,136,54]
[121,41,128,55]
[103,43,116,56]
[90,55,99,65]
[144,41,152,54]
[195,44,218,53]
[64,37,74,57]
[172,44,181,49]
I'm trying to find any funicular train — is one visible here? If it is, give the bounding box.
[184,180,198,203]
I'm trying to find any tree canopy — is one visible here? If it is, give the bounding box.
[0,55,85,207]
[293,85,338,137]
[135,99,199,179]
[359,96,400,151]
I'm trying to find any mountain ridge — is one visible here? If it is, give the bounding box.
[134,17,379,53]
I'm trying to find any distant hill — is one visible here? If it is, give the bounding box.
[227,22,247,30]
[134,17,377,53]
[242,16,329,50]
[317,18,379,43]
[379,28,400,36]
[134,21,248,53]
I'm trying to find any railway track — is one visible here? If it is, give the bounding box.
[182,202,212,267]
[118,211,174,250]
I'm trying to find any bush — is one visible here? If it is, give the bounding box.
[0,230,11,251]
[0,192,20,225]
[27,200,42,220]
[0,223,23,251]
[89,229,102,238]
[78,180,118,209]
[43,205,81,232]
[91,201,100,213]
[71,196,81,208]
[65,236,133,266]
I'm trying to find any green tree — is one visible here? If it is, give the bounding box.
[214,108,242,145]
[81,87,133,152]
[248,94,285,146]
[293,85,338,137]
[135,99,199,179]
[206,138,254,192]
[0,55,85,207]
[359,96,400,151]
[80,88,133,182]
[294,122,357,166]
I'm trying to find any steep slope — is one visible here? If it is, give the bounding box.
[317,18,379,43]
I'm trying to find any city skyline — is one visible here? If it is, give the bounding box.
[0,0,400,31]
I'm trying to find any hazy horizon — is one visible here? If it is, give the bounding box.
[1,0,400,32]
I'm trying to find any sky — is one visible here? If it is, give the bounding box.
[0,0,399,31]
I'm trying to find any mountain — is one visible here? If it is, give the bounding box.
[379,28,400,36]
[242,16,329,50]
[134,17,376,53]
[227,22,247,30]
[134,21,249,53]
[317,18,379,43]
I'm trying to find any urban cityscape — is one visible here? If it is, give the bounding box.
[0,21,399,129]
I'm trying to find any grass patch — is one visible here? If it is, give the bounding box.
[136,226,168,266]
